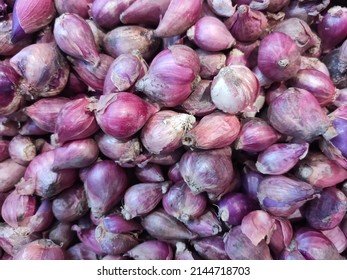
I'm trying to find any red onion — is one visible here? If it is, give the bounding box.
[85,19,105,52]
[103,52,147,95]
[25,97,69,133]
[54,13,100,65]
[258,32,301,82]
[272,18,320,56]
[95,223,138,255]
[184,210,222,237]
[0,158,26,192]
[54,97,98,145]
[154,0,203,38]
[0,14,32,56]
[48,222,75,249]
[168,162,183,183]
[141,209,197,240]
[149,149,184,166]
[8,135,36,166]
[141,110,195,155]
[65,243,98,260]
[71,224,104,254]
[121,182,170,220]
[241,166,264,201]
[95,132,143,167]
[13,239,65,260]
[120,0,171,26]
[269,218,293,256]
[68,54,114,92]
[300,56,330,76]
[52,185,88,222]
[187,16,235,52]
[52,138,99,171]
[103,26,160,61]
[90,0,134,30]
[218,192,259,227]
[16,150,78,198]
[294,227,345,260]
[19,119,48,136]
[10,43,70,98]
[207,0,235,17]
[304,187,347,230]
[224,226,273,260]
[0,60,23,116]
[267,87,330,141]
[99,213,142,234]
[211,65,260,114]
[294,152,347,188]
[321,226,347,254]
[183,112,240,150]
[163,181,207,222]
[255,142,309,175]
[317,6,347,53]
[226,5,267,43]
[84,160,128,219]
[226,48,248,67]
[125,240,173,260]
[196,49,226,79]
[0,140,9,162]
[257,175,319,217]
[11,0,56,43]
[192,236,229,260]
[136,45,200,107]
[54,0,93,19]
[235,117,281,152]
[289,69,337,106]
[323,48,347,89]
[178,80,216,117]
[135,163,164,183]
[179,147,234,199]
[93,92,159,139]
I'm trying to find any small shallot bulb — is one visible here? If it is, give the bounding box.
[154,0,203,38]
[207,0,235,17]
[304,187,347,230]
[183,112,240,150]
[121,181,170,220]
[192,236,229,260]
[54,0,93,19]
[197,50,226,79]
[141,110,196,155]
[134,164,164,183]
[0,158,26,192]
[13,239,65,260]
[321,226,347,254]
[125,240,173,260]
[163,181,207,222]
[136,45,200,107]
[255,142,309,175]
[11,0,56,43]
[179,147,234,199]
[53,13,100,65]
[257,32,301,82]
[226,5,268,43]
[235,118,281,153]
[257,175,318,217]
[211,65,260,114]
[0,140,9,162]
[103,26,160,61]
[184,210,223,237]
[93,92,159,139]
[8,135,36,165]
[267,87,330,142]
[187,16,235,52]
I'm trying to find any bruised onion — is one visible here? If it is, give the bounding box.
[13,239,64,260]
[136,45,200,107]
[141,110,196,155]
[211,65,259,114]
[93,92,159,139]
[183,112,240,150]
[84,160,128,219]
[257,32,301,82]
[121,181,170,220]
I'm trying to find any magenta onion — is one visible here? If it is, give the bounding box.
[136,45,200,107]
[267,87,330,142]
[258,32,301,82]
[257,175,319,217]
[13,239,65,260]
[183,112,240,150]
[84,160,128,219]
[121,181,170,220]
[93,92,159,139]
[141,110,196,155]
[16,150,77,198]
